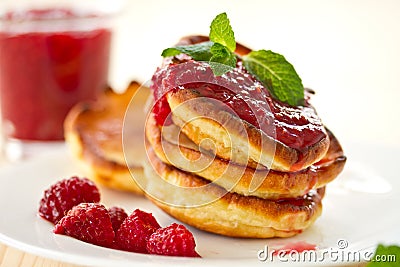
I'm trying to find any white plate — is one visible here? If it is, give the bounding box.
[0,143,399,267]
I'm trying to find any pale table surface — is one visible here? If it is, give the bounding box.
[0,243,80,267]
[1,0,399,266]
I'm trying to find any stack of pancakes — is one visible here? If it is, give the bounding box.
[143,36,346,238]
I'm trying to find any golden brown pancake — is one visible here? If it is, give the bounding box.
[64,81,149,194]
[144,147,324,238]
[145,114,345,199]
[167,89,330,172]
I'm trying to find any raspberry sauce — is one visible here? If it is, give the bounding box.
[0,9,111,140]
[273,241,317,255]
[150,60,326,150]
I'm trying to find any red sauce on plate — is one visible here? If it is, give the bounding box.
[273,241,317,255]
[151,60,326,150]
[0,9,111,140]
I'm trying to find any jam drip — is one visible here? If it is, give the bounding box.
[276,187,323,207]
[150,60,326,150]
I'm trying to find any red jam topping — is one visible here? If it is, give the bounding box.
[0,9,111,140]
[275,188,321,209]
[150,60,326,150]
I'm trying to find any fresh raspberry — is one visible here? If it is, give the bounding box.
[38,176,100,224]
[108,206,128,232]
[115,209,160,253]
[147,223,200,257]
[54,203,114,248]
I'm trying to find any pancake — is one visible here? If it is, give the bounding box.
[167,88,330,172]
[145,114,345,199]
[64,81,149,194]
[144,147,324,238]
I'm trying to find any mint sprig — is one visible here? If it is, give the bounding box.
[161,12,236,76]
[243,50,304,106]
[160,12,305,106]
[208,12,237,75]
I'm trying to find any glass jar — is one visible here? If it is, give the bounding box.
[0,0,123,160]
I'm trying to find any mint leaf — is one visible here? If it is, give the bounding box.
[367,244,400,266]
[161,13,238,76]
[161,48,181,57]
[160,40,236,76]
[209,12,236,52]
[209,43,236,75]
[243,50,304,106]
[161,41,214,61]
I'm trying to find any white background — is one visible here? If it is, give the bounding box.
[109,0,400,149]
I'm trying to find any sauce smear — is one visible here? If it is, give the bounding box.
[273,241,317,255]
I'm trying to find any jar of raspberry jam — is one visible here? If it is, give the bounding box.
[0,4,117,159]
